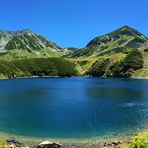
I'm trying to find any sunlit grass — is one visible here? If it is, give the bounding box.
[0,140,6,147]
[121,129,148,148]
[68,58,98,75]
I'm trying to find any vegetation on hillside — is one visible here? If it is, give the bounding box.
[0,29,70,60]
[0,26,148,77]
[0,58,78,78]
[64,26,147,58]
[85,50,144,77]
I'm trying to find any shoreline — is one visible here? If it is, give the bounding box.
[0,130,136,147]
[1,75,148,80]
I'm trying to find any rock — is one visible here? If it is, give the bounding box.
[8,144,16,148]
[112,140,119,145]
[104,140,122,147]
[36,141,62,148]
[104,142,113,147]
[6,139,23,147]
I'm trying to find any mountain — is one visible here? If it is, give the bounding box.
[0,30,14,53]
[65,26,148,77]
[64,26,148,58]
[1,26,147,60]
[0,26,148,78]
[0,29,69,60]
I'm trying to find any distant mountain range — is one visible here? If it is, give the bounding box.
[0,26,148,78]
[0,29,69,60]
[0,26,148,60]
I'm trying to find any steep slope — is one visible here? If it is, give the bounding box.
[0,29,69,60]
[65,26,148,58]
[0,30,14,53]
[85,50,144,77]
[66,26,148,77]
[0,58,78,78]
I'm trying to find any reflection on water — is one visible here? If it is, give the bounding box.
[0,77,148,140]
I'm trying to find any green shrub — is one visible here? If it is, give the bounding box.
[144,48,148,52]
[86,58,110,77]
[0,58,78,78]
[121,129,148,148]
[0,140,6,146]
[123,49,143,71]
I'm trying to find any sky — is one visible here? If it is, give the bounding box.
[0,0,148,48]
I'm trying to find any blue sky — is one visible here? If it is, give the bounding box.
[0,0,148,48]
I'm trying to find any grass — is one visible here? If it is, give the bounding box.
[134,68,148,77]
[68,58,98,75]
[121,129,148,148]
[0,140,5,147]
[0,47,64,61]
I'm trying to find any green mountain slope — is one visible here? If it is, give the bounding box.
[0,26,148,78]
[85,50,144,77]
[65,26,148,77]
[0,58,77,78]
[65,26,148,58]
[0,29,69,60]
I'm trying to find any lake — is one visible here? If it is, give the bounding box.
[0,77,148,144]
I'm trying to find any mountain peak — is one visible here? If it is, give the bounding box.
[114,25,147,38]
[14,29,35,36]
[86,25,147,47]
[121,25,132,29]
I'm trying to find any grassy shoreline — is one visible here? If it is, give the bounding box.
[0,130,137,148]
[1,130,148,148]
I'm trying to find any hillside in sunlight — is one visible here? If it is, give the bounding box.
[0,26,148,78]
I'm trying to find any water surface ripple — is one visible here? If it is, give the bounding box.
[0,77,148,140]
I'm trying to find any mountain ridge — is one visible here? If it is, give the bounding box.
[86,25,148,47]
[0,29,69,60]
[64,25,148,58]
[0,25,148,78]
[0,25,148,60]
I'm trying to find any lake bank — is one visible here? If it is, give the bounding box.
[0,129,137,147]
[1,74,148,80]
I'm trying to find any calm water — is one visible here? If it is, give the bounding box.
[0,77,148,140]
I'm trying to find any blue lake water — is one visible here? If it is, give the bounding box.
[0,77,148,141]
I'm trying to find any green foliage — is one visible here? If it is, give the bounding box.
[86,50,144,77]
[86,58,110,77]
[121,129,148,148]
[86,26,147,48]
[66,47,78,51]
[49,58,78,76]
[66,26,147,58]
[107,62,123,77]
[144,48,148,52]
[77,60,88,66]
[5,39,17,50]
[69,58,98,75]
[117,39,127,45]
[125,37,145,48]
[99,45,109,51]
[99,47,128,57]
[0,140,6,146]
[123,50,144,71]
[0,58,78,78]
[71,46,96,57]
[0,59,19,78]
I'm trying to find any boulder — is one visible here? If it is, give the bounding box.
[36,141,62,148]
[8,144,16,148]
